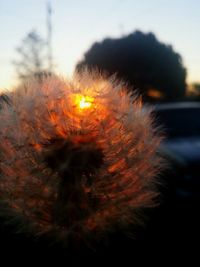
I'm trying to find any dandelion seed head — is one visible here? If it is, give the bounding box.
[0,70,163,244]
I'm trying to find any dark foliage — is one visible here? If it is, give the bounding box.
[77,31,187,102]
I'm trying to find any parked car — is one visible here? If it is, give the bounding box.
[142,101,200,259]
[153,101,200,202]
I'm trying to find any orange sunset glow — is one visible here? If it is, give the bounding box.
[75,95,94,110]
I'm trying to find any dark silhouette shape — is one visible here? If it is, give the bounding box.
[76,31,187,102]
[13,30,49,81]
[190,83,200,100]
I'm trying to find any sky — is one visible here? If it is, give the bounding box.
[0,0,200,91]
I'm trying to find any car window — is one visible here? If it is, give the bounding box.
[154,107,200,138]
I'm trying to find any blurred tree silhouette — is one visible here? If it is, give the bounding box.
[13,30,49,81]
[187,83,200,101]
[192,83,200,96]
[77,31,187,102]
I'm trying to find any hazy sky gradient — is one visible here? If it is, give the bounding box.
[0,0,200,90]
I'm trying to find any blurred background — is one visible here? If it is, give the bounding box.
[1,0,200,100]
[0,0,200,263]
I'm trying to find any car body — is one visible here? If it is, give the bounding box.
[152,102,200,202]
